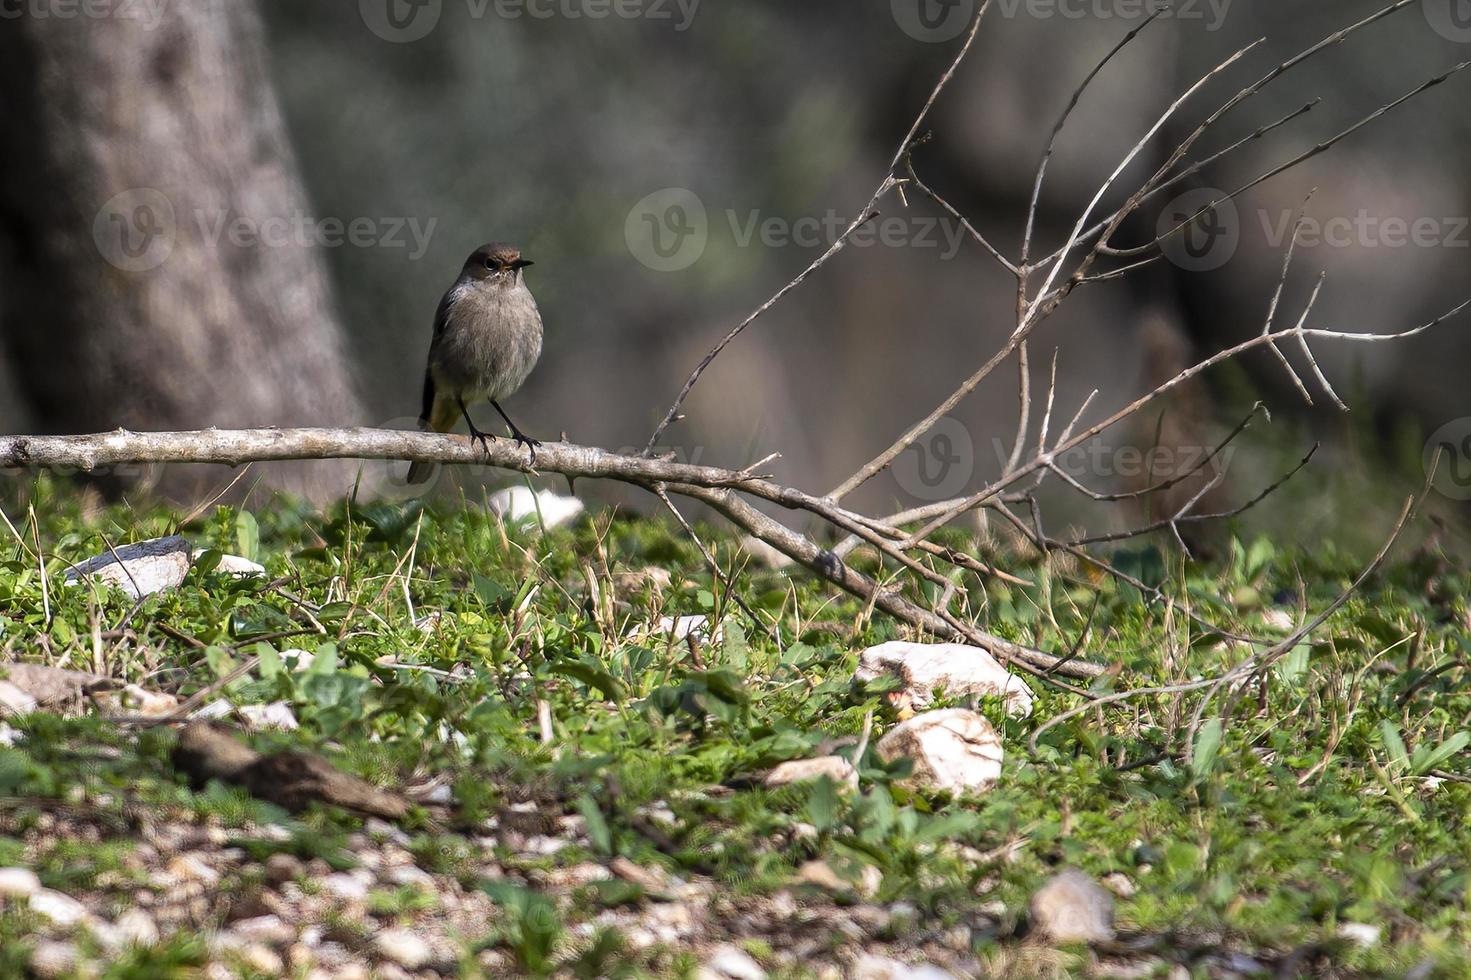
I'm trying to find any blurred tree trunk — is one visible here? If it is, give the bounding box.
[0,0,364,501]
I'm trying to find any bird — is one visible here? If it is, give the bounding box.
[407,243,543,484]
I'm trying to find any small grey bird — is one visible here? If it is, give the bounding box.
[407,243,543,484]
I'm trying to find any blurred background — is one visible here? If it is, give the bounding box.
[1,0,1469,546]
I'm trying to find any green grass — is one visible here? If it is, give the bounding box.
[2,477,1471,976]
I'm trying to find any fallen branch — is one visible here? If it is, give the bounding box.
[1,426,1104,679]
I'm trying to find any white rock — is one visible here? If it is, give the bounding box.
[29,940,79,978]
[190,700,234,720]
[63,535,193,598]
[231,914,294,944]
[374,927,432,969]
[856,641,1034,718]
[701,943,768,980]
[0,866,41,898]
[1262,608,1296,631]
[1337,922,1381,947]
[30,889,89,927]
[488,486,584,529]
[280,649,315,672]
[764,756,858,789]
[0,681,37,716]
[322,872,370,902]
[739,535,793,570]
[195,551,266,577]
[237,702,299,731]
[1029,869,1116,944]
[94,684,178,717]
[112,907,160,947]
[876,709,1003,793]
[630,615,723,644]
[851,955,957,980]
[385,864,434,889]
[0,722,21,745]
[241,944,285,975]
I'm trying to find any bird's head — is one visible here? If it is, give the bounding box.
[462,243,533,285]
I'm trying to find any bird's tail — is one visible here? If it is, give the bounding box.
[406,374,456,485]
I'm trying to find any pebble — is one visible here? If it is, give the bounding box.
[321,872,370,902]
[374,927,433,969]
[30,889,89,927]
[231,914,294,944]
[29,940,80,978]
[702,943,768,980]
[1029,869,1116,944]
[264,853,304,884]
[0,866,41,898]
[113,908,160,947]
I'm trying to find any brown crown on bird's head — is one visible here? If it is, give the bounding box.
[462,242,533,282]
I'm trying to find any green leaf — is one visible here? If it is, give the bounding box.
[1379,720,1410,771]
[235,510,260,563]
[1190,719,1224,782]
[577,794,613,856]
[551,659,626,702]
[1411,731,1469,776]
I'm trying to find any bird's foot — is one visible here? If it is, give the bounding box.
[466,423,496,456]
[511,431,541,466]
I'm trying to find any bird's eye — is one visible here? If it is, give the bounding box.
[484,257,497,270]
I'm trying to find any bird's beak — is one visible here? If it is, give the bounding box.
[512,259,534,270]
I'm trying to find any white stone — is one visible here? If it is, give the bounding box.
[196,551,266,577]
[0,866,41,898]
[851,955,957,980]
[630,615,723,644]
[488,486,584,529]
[237,702,299,731]
[1337,922,1381,947]
[112,908,160,947]
[1029,869,1116,944]
[322,872,370,902]
[856,641,1035,717]
[63,535,193,598]
[231,914,294,944]
[0,681,37,716]
[876,709,1003,793]
[764,756,858,789]
[30,889,89,927]
[0,722,21,745]
[280,649,315,672]
[374,927,432,969]
[29,940,79,978]
[701,943,768,980]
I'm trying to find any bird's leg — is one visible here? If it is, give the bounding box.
[491,400,541,465]
[458,398,495,456]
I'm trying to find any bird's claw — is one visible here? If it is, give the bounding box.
[467,426,495,456]
[514,434,541,466]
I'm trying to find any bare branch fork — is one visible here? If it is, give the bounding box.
[6,1,1469,702]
